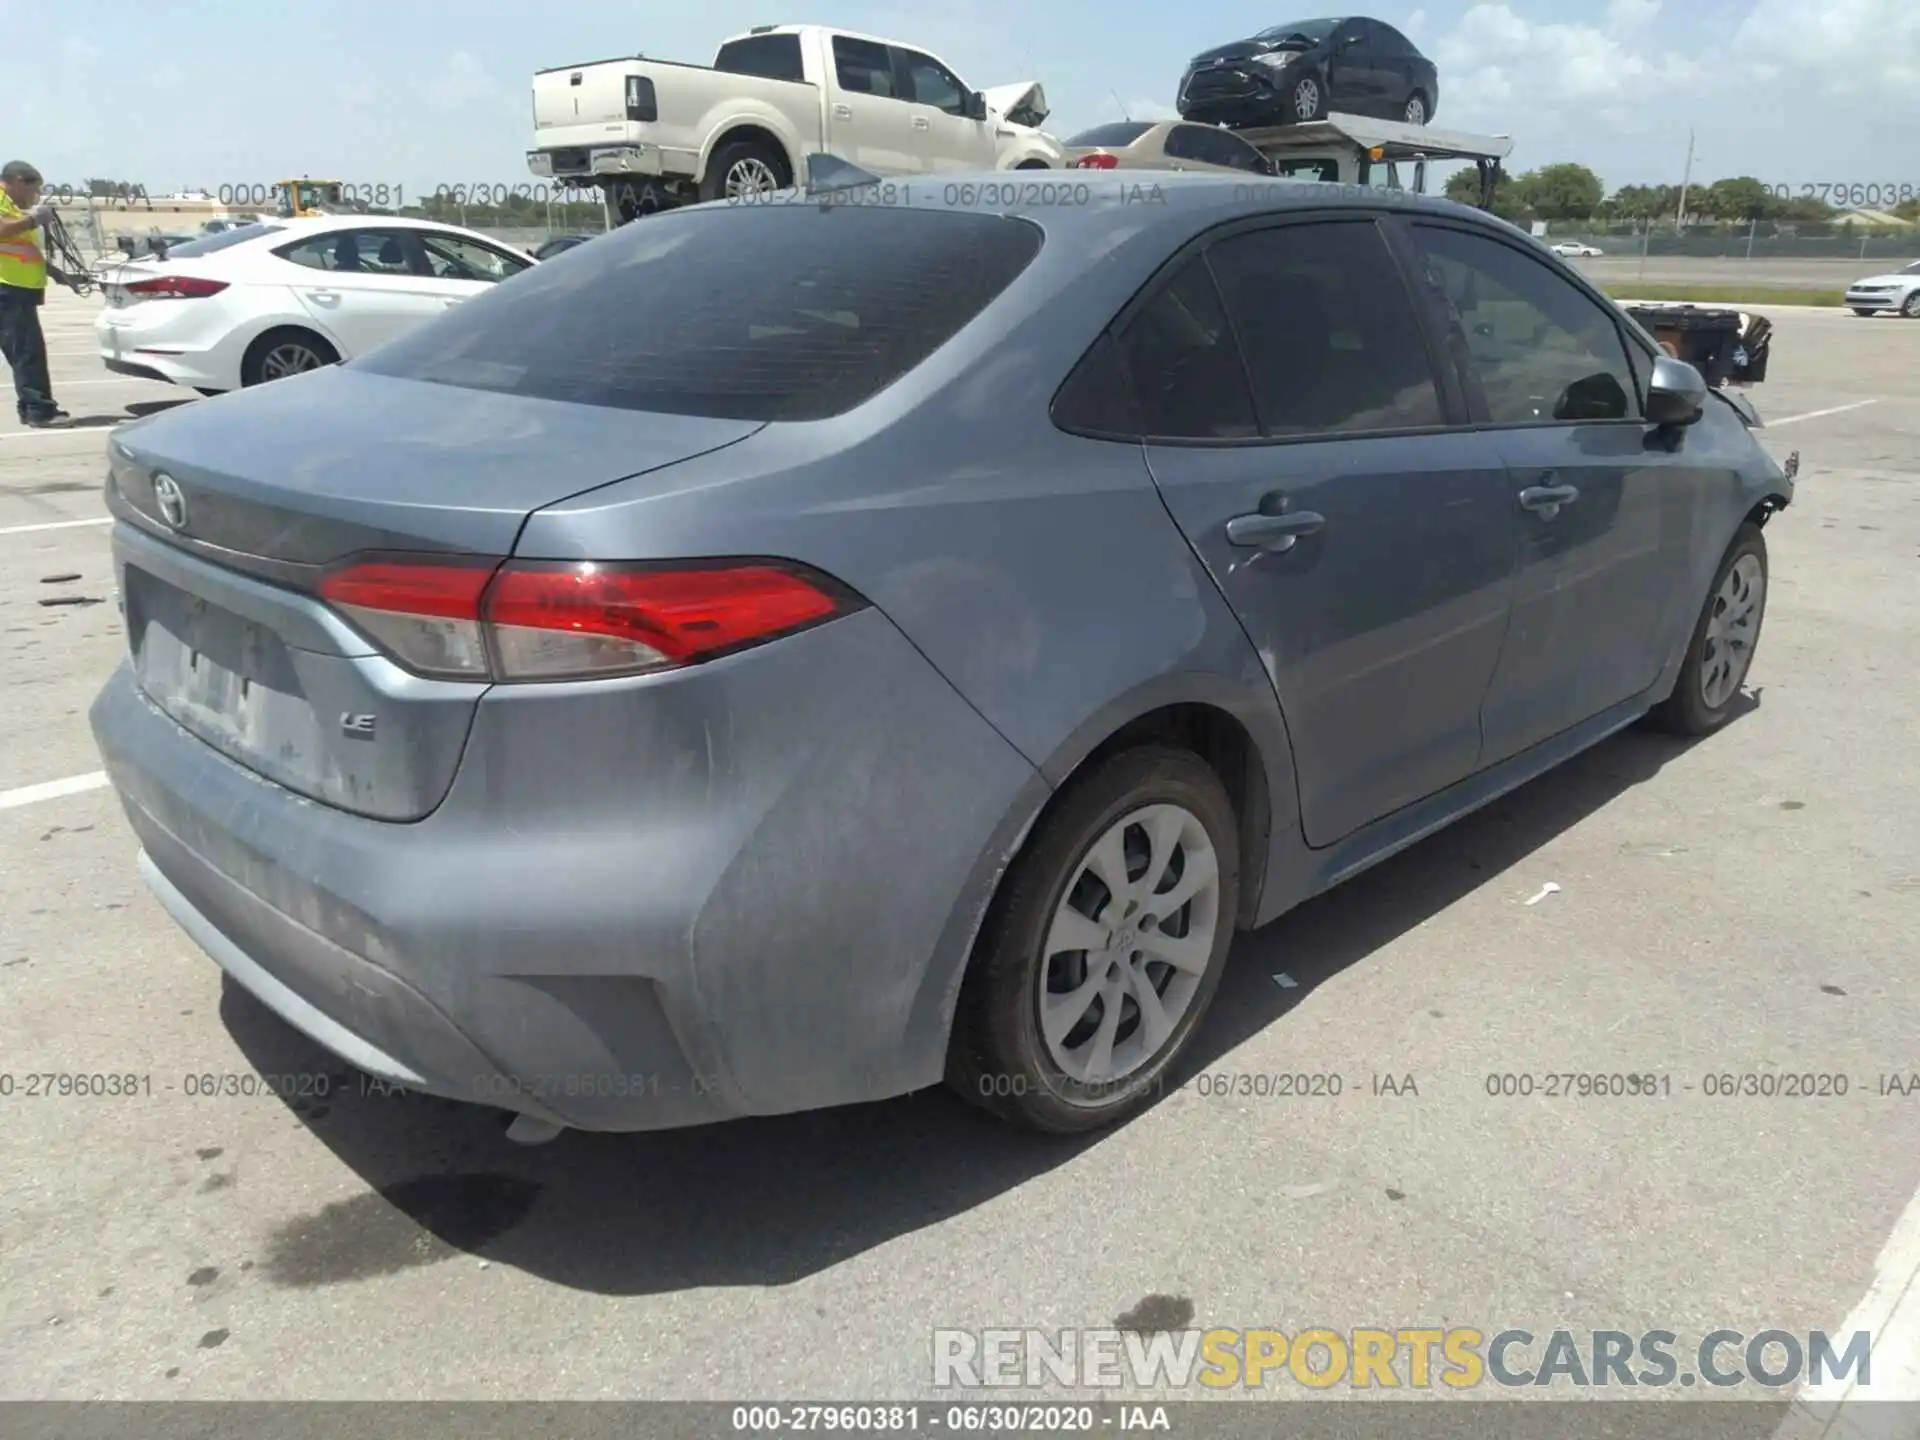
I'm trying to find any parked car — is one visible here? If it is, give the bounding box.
[527,24,1062,220]
[1844,259,1920,317]
[90,175,1793,1143]
[1179,16,1439,128]
[1550,241,1603,257]
[94,215,539,395]
[532,234,594,260]
[1064,120,1274,175]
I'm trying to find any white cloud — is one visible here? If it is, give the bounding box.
[427,50,505,110]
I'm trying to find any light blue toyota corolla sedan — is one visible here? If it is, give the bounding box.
[89,173,1794,1141]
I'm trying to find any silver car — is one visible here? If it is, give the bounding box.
[90,175,1795,1141]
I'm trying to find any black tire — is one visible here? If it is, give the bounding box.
[1287,71,1329,123]
[1649,523,1769,737]
[240,328,338,388]
[1015,160,1050,170]
[1403,91,1430,125]
[1902,291,1920,319]
[1850,308,1875,317]
[946,746,1241,1134]
[699,138,791,204]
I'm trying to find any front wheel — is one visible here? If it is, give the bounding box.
[1288,73,1329,123]
[1403,92,1429,125]
[1902,290,1920,319]
[947,746,1241,1133]
[1649,524,1768,736]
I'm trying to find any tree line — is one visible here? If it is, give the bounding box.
[1443,164,1920,227]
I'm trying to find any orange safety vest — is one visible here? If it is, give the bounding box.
[0,194,47,290]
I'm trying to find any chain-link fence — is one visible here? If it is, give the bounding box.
[1541,219,1916,262]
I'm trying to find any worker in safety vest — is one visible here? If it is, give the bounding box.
[0,160,74,428]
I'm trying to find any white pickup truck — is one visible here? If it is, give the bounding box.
[527,23,1062,221]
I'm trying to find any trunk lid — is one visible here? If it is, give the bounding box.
[108,368,762,821]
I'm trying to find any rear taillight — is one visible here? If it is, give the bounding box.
[124,275,230,300]
[1072,153,1120,170]
[318,556,859,683]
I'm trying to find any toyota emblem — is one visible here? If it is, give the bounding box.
[153,473,187,530]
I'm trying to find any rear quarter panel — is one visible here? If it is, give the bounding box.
[512,197,1303,1054]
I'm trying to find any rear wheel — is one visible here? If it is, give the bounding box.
[947,746,1240,1133]
[700,139,791,203]
[1650,524,1768,737]
[241,328,338,387]
[1288,73,1328,123]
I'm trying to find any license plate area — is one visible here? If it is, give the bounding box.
[127,565,303,759]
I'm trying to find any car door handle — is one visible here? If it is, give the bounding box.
[1225,509,1326,551]
[912,115,930,129]
[1518,483,1580,515]
[833,103,853,119]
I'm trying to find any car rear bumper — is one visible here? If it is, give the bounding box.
[95,308,243,390]
[90,596,1045,1133]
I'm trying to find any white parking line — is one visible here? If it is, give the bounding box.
[0,771,109,811]
[1768,400,1881,428]
[0,516,111,536]
[1773,1182,1920,1437]
[0,427,120,442]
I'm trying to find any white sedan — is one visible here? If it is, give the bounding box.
[94,215,538,394]
[1549,241,1604,258]
[1844,259,1920,318]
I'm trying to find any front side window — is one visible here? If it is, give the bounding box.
[1206,221,1445,437]
[418,233,530,283]
[1412,224,1640,424]
[1117,258,1259,441]
[896,49,967,116]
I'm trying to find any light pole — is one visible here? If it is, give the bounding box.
[1675,128,1696,229]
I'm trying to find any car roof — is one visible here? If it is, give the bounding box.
[263,214,480,234]
[804,168,1498,236]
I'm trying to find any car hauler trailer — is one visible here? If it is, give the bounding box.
[1238,112,1512,203]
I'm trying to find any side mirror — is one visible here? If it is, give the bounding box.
[965,90,989,122]
[1646,354,1707,426]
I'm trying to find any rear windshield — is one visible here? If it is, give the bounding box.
[159,223,286,256]
[1066,122,1155,148]
[715,33,807,83]
[355,206,1044,422]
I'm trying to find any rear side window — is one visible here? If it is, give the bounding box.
[1066,122,1154,148]
[1206,221,1445,437]
[833,36,898,96]
[1167,125,1268,173]
[355,207,1043,422]
[715,34,806,83]
[1411,224,1640,424]
[161,223,285,256]
[1117,258,1259,440]
[276,229,413,275]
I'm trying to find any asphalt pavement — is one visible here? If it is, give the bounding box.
[3,286,1919,1409]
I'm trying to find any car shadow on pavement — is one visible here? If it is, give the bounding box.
[222,701,1753,1297]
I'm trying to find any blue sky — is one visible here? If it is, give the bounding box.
[21,0,1919,200]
